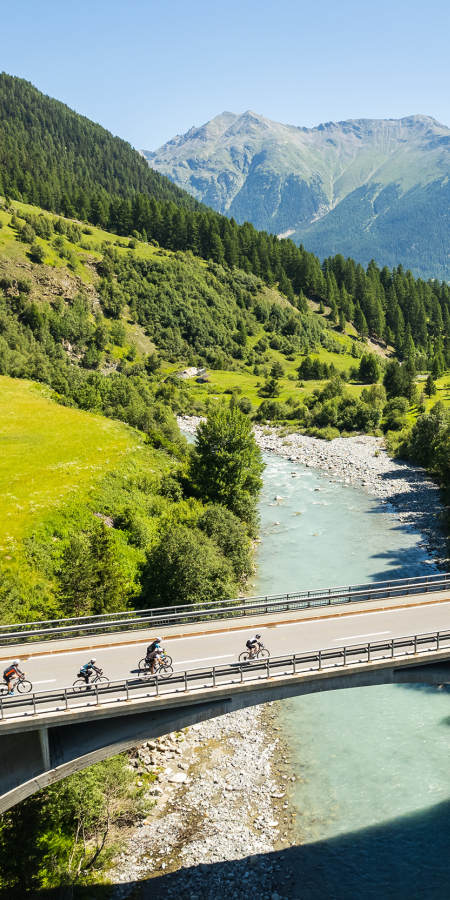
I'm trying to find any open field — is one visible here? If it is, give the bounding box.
[0,377,144,554]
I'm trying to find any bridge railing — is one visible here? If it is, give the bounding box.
[0,572,449,647]
[1,626,450,723]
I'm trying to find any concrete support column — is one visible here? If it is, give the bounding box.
[39,727,51,771]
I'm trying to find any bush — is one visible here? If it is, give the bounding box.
[383,397,409,432]
[305,426,340,441]
[141,524,236,606]
[198,504,253,581]
[358,352,380,383]
[29,242,45,263]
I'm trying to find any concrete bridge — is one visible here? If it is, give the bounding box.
[1,573,450,813]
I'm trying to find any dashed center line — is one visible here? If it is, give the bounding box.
[332,631,391,642]
[175,654,234,665]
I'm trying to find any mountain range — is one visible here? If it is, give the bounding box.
[144,112,450,279]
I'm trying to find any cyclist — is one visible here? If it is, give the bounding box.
[146,645,163,674]
[246,634,262,659]
[146,637,163,659]
[78,658,102,685]
[3,660,25,695]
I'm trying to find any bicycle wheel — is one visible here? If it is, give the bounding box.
[258,648,270,659]
[162,654,172,666]
[17,679,32,693]
[73,679,89,692]
[94,676,110,688]
[238,651,251,662]
[138,658,150,674]
[158,664,173,679]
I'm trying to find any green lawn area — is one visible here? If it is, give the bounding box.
[0,377,145,554]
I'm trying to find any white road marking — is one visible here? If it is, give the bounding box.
[332,631,391,641]
[175,654,234,665]
[32,679,57,684]
[167,628,268,643]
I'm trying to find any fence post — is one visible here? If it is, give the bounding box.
[368,643,371,662]
[126,680,129,701]
[33,692,36,715]
[437,632,440,651]
[213,666,216,687]
[64,688,68,710]
[343,646,346,667]
[96,683,99,705]
[240,665,244,683]
[266,658,270,679]
[391,639,395,658]
[414,635,417,655]
[155,675,159,696]
[318,650,322,671]
[292,654,296,675]
[184,671,188,692]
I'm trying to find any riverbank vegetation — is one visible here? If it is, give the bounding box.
[0,753,152,896]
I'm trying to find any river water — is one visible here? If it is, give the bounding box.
[256,453,450,900]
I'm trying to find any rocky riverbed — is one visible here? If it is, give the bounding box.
[178,416,448,567]
[111,704,299,900]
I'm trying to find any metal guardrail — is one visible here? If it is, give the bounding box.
[1,626,450,723]
[1,573,449,647]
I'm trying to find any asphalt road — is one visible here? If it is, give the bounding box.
[12,599,450,693]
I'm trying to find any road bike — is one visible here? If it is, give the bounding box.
[72,670,110,692]
[0,674,33,695]
[238,642,270,662]
[138,649,172,674]
[138,654,173,679]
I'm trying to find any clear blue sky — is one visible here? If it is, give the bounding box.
[4,0,450,150]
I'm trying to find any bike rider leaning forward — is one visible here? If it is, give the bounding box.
[246,634,262,658]
[146,637,163,674]
[78,658,102,684]
[3,660,25,695]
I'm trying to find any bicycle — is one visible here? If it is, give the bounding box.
[0,674,33,695]
[72,670,110,692]
[138,649,172,674]
[138,654,173,679]
[238,642,270,662]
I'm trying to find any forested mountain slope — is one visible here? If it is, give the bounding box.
[145,111,450,279]
[0,72,202,218]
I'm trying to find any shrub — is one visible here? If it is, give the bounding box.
[141,524,236,606]
[29,242,45,263]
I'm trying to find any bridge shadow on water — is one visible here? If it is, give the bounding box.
[49,797,450,900]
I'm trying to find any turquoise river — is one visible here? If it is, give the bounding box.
[255,451,450,899]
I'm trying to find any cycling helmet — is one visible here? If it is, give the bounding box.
[155,637,162,642]
[12,660,19,665]
[255,635,261,639]
[90,658,97,663]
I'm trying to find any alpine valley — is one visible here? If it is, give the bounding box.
[144,111,450,279]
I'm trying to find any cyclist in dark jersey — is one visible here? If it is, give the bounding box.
[245,635,262,659]
[78,659,102,684]
[3,660,25,695]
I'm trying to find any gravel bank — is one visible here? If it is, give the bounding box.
[178,416,448,568]
[111,705,298,900]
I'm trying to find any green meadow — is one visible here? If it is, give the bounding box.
[0,376,144,554]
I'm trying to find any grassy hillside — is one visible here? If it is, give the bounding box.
[0,376,144,554]
[0,197,356,415]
